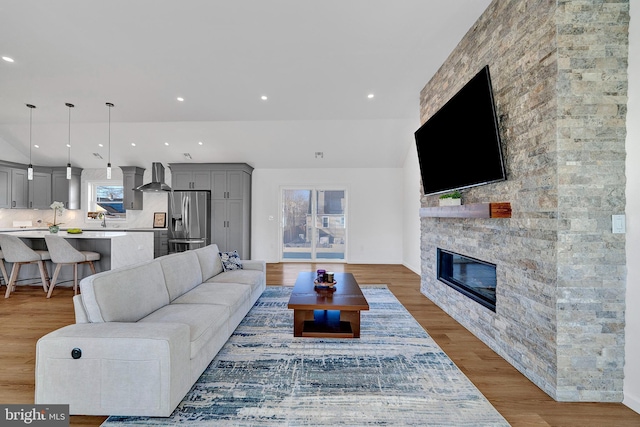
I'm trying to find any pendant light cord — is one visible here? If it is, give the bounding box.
[106,102,114,165]
[66,103,73,164]
[26,104,36,165]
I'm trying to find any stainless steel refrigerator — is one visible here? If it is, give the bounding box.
[168,191,211,253]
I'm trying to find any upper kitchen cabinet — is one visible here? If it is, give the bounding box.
[120,166,144,210]
[211,169,249,200]
[52,167,82,209]
[28,167,52,209]
[11,168,29,209]
[169,165,211,190]
[0,163,29,209]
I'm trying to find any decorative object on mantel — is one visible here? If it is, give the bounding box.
[48,201,65,233]
[438,190,462,206]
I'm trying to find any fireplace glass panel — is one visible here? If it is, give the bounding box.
[437,249,496,311]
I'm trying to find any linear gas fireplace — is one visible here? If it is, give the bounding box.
[437,249,496,311]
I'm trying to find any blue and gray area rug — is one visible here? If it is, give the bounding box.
[103,286,509,426]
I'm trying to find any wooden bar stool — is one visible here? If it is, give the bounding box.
[0,234,50,298]
[0,250,10,288]
[44,235,101,298]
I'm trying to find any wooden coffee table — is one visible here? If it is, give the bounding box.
[287,272,369,338]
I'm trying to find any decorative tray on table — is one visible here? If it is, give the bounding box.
[66,228,83,234]
[314,280,337,291]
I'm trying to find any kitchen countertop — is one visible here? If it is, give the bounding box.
[3,230,136,239]
[0,227,167,232]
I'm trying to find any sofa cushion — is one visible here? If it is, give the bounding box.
[139,304,229,359]
[205,269,265,295]
[193,244,223,281]
[172,283,252,314]
[159,251,203,301]
[80,261,170,323]
[219,250,243,271]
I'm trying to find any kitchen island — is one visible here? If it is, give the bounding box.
[0,230,154,290]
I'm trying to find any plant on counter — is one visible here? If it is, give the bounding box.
[49,201,66,227]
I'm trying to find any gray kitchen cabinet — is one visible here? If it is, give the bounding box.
[211,170,246,200]
[51,167,82,209]
[169,163,252,258]
[11,168,29,209]
[170,167,211,190]
[154,229,169,258]
[0,166,11,208]
[120,166,144,210]
[28,168,52,209]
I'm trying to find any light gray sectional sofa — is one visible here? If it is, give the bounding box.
[34,244,266,417]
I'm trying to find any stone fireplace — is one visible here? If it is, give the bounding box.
[418,0,628,402]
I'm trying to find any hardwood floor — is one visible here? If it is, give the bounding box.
[1,263,638,426]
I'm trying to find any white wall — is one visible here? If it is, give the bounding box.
[624,0,640,414]
[251,168,404,264]
[402,142,421,274]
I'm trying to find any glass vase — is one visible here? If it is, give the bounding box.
[49,225,59,234]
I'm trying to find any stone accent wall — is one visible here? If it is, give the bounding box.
[418,0,628,401]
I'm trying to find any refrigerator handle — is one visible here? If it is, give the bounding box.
[182,196,189,237]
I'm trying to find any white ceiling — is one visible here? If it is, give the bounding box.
[0,0,491,170]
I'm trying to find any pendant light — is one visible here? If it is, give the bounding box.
[106,102,114,179]
[26,103,36,180]
[65,103,74,179]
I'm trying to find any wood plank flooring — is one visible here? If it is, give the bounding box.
[1,263,638,426]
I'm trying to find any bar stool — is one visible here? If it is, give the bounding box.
[44,235,101,298]
[0,250,9,288]
[0,234,51,298]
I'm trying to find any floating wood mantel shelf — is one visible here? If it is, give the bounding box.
[419,202,512,219]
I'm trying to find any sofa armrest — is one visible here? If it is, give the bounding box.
[72,294,89,324]
[35,322,191,417]
[242,260,265,272]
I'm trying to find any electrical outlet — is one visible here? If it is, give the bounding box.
[612,214,626,234]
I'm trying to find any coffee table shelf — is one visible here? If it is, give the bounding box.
[301,320,354,338]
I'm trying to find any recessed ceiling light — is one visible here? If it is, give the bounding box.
[2,56,14,63]
[198,141,203,145]
[98,143,104,147]
[66,144,71,148]
[177,97,184,102]
[367,93,375,99]
[131,143,136,147]
[34,144,40,149]
[164,142,169,146]
[261,95,268,101]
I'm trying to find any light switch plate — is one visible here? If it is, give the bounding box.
[612,214,626,234]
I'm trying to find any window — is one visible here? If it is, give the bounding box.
[281,188,346,261]
[87,181,126,220]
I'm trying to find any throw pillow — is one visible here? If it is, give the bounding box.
[219,250,243,271]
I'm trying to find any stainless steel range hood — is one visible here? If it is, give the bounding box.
[135,162,172,192]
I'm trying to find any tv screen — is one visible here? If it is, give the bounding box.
[415,65,506,196]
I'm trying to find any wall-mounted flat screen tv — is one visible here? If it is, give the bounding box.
[415,65,506,196]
